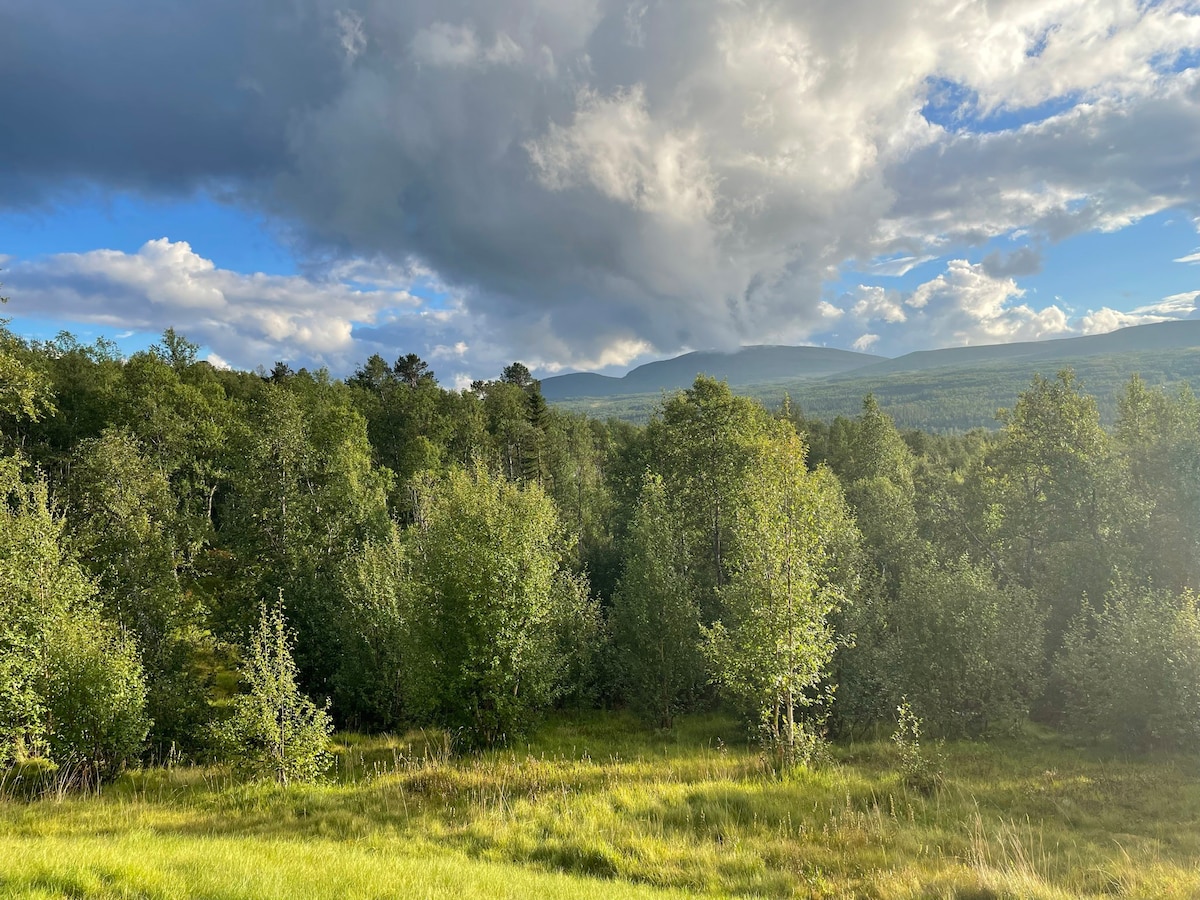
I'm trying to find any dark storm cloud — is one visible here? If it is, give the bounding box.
[3,0,1200,374]
[0,1,345,204]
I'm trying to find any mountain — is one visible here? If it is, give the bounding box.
[539,345,883,400]
[548,320,1200,431]
[839,319,1200,379]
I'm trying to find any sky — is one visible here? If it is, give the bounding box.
[2,0,1200,386]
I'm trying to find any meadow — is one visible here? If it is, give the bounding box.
[2,714,1198,900]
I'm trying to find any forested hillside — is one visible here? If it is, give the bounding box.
[552,321,1200,429]
[3,323,1200,787]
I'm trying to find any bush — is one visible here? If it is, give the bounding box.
[403,467,594,748]
[1057,587,1200,750]
[41,613,150,783]
[0,457,149,783]
[892,700,942,794]
[882,560,1045,736]
[215,596,332,784]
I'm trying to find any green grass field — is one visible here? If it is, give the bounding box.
[2,714,1198,899]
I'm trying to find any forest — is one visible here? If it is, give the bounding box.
[4,317,1199,781]
[4,321,1200,897]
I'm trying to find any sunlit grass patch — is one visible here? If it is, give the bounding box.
[1,712,1198,898]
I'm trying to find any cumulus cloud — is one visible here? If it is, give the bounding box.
[836,259,1073,354]
[2,0,1200,372]
[1080,291,1200,333]
[4,240,423,371]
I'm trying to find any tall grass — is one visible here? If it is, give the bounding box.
[2,713,1198,898]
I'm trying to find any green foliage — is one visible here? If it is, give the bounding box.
[835,396,923,580]
[1115,376,1200,592]
[333,527,409,730]
[41,613,150,783]
[704,431,859,766]
[891,700,942,794]
[648,376,780,618]
[403,466,594,747]
[0,323,54,439]
[885,561,1045,736]
[1057,586,1200,750]
[0,458,96,767]
[66,428,212,756]
[985,370,1125,643]
[0,457,149,781]
[220,379,392,693]
[68,427,183,640]
[609,473,704,727]
[216,596,332,784]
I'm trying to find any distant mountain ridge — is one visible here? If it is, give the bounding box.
[541,320,1200,401]
[839,319,1200,380]
[546,319,1200,431]
[539,345,882,400]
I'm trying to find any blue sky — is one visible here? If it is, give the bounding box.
[3,1,1199,383]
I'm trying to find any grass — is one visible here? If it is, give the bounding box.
[2,713,1198,898]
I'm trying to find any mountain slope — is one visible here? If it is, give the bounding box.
[540,345,882,400]
[549,319,1200,430]
[840,319,1200,379]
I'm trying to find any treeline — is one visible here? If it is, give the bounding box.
[2,324,1199,784]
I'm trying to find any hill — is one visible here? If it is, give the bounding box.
[550,320,1200,430]
[539,345,881,400]
[841,318,1200,379]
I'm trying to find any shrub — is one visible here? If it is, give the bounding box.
[215,596,332,784]
[403,467,594,748]
[41,613,149,783]
[885,560,1045,736]
[1057,587,1200,750]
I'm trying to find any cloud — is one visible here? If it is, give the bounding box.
[1176,250,1200,264]
[981,246,1044,279]
[852,333,881,353]
[4,240,421,371]
[835,259,1198,355]
[1080,291,1200,333]
[2,0,1200,370]
[835,259,1071,354]
[868,255,939,277]
[410,22,524,69]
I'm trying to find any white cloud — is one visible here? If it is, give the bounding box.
[4,239,683,383]
[838,259,1196,355]
[5,240,420,371]
[1080,291,1200,333]
[869,255,938,277]
[527,85,718,223]
[851,285,908,324]
[1176,250,1200,264]
[834,259,1070,353]
[335,10,367,64]
[853,333,881,352]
